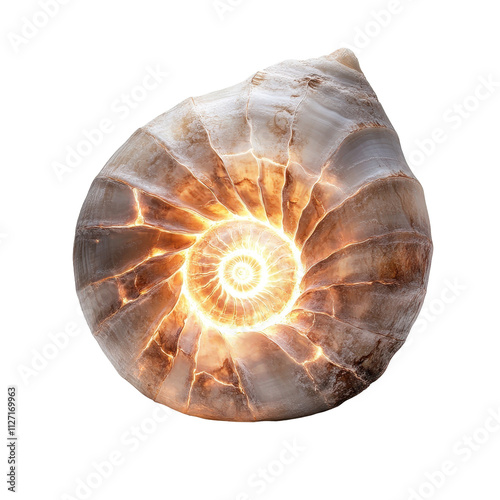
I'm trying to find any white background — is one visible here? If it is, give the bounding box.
[2,1,499,499]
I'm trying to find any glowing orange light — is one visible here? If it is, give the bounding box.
[182,218,303,334]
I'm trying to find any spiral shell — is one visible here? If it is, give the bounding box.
[74,49,432,421]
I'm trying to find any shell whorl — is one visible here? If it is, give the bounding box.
[74,49,432,421]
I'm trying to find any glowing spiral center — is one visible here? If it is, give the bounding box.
[184,219,302,332]
[220,252,265,297]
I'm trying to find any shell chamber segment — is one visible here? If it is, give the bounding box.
[73,49,433,421]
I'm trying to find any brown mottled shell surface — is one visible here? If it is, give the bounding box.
[74,49,432,421]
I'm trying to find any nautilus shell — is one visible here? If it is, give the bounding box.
[74,49,432,421]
